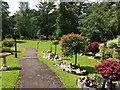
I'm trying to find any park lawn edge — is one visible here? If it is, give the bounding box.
[1,46,26,89]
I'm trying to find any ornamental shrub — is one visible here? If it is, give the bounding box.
[2,38,14,47]
[95,60,120,81]
[100,44,113,59]
[107,40,117,48]
[1,47,12,53]
[60,33,86,66]
[86,42,99,56]
[118,35,120,47]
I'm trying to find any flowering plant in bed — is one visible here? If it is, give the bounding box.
[95,60,120,89]
[60,32,86,67]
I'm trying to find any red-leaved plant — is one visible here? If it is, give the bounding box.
[95,60,120,81]
[86,42,99,56]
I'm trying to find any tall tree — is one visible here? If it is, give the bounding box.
[2,1,11,39]
[15,2,33,38]
[36,2,57,37]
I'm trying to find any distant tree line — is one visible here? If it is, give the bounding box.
[1,0,120,42]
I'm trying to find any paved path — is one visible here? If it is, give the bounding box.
[17,46,65,88]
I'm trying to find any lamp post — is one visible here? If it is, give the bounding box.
[14,27,17,58]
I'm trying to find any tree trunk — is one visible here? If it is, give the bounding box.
[110,80,112,89]
[51,41,52,52]
[55,44,57,55]
[75,53,77,67]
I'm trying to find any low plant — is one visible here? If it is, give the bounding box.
[1,47,12,53]
[2,38,14,47]
[107,40,117,48]
[86,42,99,56]
[118,35,120,47]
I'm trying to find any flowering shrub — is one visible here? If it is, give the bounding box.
[60,33,86,66]
[86,42,99,56]
[95,60,120,81]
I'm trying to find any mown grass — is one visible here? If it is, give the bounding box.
[18,40,105,88]
[0,46,26,89]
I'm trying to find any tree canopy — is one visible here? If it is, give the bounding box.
[2,1,120,43]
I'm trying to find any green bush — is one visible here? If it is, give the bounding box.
[2,38,14,47]
[100,44,113,59]
[118,35,120,47]
[52,40,59,45]
[20,36,24,39]
[1,47,12,53]
[107,40,117,48]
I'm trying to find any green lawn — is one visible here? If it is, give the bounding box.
[18,40,105,88]
[0,46,26,89]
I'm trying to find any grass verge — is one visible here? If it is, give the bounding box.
[0,46,26,89]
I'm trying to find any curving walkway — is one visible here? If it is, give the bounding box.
[17,46,65,88]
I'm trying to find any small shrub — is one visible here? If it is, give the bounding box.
[20,36,24,39]
[86,42,99,56]
[1,47,12,53]
[100,43,113,59]
[118,35,120,47]
[2,38,14,47]
[107,40,117,48]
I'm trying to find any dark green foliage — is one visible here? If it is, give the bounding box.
[2,38,14,47]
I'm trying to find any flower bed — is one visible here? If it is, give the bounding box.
[77,75,120,89]
[54,62,88,75]
[41,51,62,61]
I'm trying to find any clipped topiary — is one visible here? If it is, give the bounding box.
[52,40,59,55]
